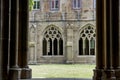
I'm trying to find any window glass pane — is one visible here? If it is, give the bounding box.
[90,39,95,48]
[55,0,59,8]
[74,0,76,8]
[52,0,54,8]
[51,0,59,11]
[94,0,96,8]
[37,1,40,9]
[33,1,36,9]
[33,0,40,10]
[73,0,81,9]
[78,0,81,8]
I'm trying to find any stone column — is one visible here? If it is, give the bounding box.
[111,0,120,79]
[93,0,120,80]
[19,0,32,79]
[93,0,105,79]
[8,0,21,79]
[116,1,120,79]
[101,0,116,79]
[0,0,9,80]
[0,1,2,78]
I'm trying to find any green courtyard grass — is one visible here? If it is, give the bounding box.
[29,64,95,78]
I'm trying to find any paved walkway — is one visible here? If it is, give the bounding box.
[21,78,92,80]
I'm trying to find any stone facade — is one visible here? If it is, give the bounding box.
[29,0,96,64]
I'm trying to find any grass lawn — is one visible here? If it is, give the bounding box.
[29,64,95,78]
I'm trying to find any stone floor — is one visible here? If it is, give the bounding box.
[21,78,92,80]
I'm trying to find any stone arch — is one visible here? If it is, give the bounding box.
[42,24,63,36]
[78,23,96,33]
[78,24,96,56]
[42,24,64,56]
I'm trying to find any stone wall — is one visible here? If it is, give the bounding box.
[29,0,96,64]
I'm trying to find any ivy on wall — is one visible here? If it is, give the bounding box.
[29,0,34,11]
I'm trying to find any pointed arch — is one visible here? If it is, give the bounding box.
[78,23,96,33]
[78,24,96,56]
[42,24,63,36]
[42,25,63,56]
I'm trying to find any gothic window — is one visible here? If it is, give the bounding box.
[79,26,96,55]
[73,0,81,9]
[50,0,60,11]
[43,26,63,56]
[33,0,40,10]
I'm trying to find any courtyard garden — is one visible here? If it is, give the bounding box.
[29,64,95,78]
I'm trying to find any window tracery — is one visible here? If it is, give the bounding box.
[79,26,96,55]
[43,26,63,56]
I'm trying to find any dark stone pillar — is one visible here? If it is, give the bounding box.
[111,0,120,79]
[93,0,120,80]
[93,0,105,79]
[0,0,2,79]
[8,0,21,79]
[102,0,117,79]
[19,0,32,79]
[0,0,9,80]
[0,0,3,79]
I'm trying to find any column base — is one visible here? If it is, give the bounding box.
[0,67,9,80]
[114,69,120,79]
[93,69,103,80]
[102,69,116,80]
[9,68,21,80]
[21,68,32,79]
